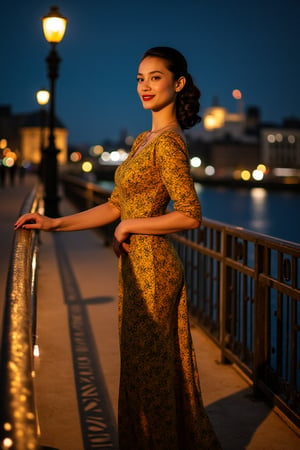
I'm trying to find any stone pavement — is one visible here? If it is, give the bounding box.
[0,173,299,450]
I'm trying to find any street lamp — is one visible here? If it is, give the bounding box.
[41,5,67,217]
[36,88,50,106]
[36,88,50,180]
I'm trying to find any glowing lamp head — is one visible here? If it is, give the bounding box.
[36,89,50,106]
[42,6,67,44]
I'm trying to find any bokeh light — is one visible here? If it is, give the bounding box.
[81,161,93,173]
[70,151,82,162]
[257,164,267,173]
[205,165,215,176]
[232,89,242,100]
[0,139,8,149]
[288,135,295,144]
[190,157,201,168]
[267,134,276,143]
[241,170,251,181]
[252,169,264,181]
[3,157,15,167]
[89,145,104,156]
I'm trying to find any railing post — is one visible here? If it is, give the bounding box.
[253,242,267,396]
[219,229,228,363]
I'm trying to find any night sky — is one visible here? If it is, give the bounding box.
[2,0,300,145]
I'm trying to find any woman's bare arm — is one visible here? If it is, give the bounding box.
[14,201,120,232]
[112,211,200,257]
[114,211,199,242]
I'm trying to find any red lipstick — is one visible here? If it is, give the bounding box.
[142,95,155,101]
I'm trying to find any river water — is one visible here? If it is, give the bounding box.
[194,184,300,244]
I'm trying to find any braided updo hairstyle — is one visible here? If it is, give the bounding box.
[140,47,201,129]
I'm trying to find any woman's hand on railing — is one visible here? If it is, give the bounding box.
[14,212,56,231]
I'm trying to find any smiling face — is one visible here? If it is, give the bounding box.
[137,56,185,112]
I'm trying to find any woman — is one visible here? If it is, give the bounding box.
[15,47,221,449]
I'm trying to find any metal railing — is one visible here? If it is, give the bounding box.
[61,173,300,428]
[0,184,44,450]
[172,222,300,428]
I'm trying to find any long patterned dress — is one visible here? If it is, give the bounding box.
[108,130,221,449]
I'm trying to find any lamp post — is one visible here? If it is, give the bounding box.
[36,88,50,180]
[41,6,67,217]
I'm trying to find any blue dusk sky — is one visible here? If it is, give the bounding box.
[1,0,300,145]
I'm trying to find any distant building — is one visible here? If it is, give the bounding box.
[202,105,246,141]
[188,97,300,176]
[209,141,260,176]
[200,100,260,144]
[187,102,261,172]
[20,111,68,165]
[0,106,27,156]
[261,123,300,169]
[0,105,68,166]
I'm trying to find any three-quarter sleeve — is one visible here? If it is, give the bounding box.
[155,133,201,221]
[108,185,121,211]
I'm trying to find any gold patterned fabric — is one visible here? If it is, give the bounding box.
[109,131,221,449]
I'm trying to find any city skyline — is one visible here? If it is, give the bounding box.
[1,0,300,145]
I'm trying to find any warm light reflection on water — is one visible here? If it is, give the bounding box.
[195,184,300,243]
[249,188,270,233]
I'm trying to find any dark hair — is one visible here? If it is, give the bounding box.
[140,47,201,129]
